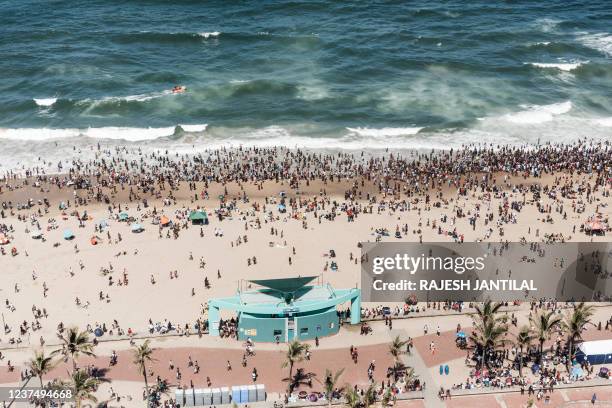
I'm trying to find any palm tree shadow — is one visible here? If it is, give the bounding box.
[283,368,317,392]
[91,367,111,380]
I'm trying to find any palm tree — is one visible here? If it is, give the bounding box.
[343,386,360,408]
[403,366,418,386]
[472,300,505,326]
[342,383,378,408]
[68,369,100,408]
[515,325,535,377]
[388,335,408,362]
[531,310,562,365]
[562,302,594,367]
[469,316,508,368]
[381,387,393,407]
[53,327,95,371]
[27,350,56,388]
[362,384,377,408]
[469,301,508,368]
[281,340,310,393]
[318,368,344,408]
[133,340,156,404]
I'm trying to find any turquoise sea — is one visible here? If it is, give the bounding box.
[1,0,611,169]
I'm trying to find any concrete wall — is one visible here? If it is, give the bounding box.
[238,314,287,342]
[295,308,339,340]
[237,308,339,342]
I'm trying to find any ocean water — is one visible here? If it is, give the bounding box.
[1,0,612,169]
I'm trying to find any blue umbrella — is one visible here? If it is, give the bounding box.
[456,331,466,338]
[131,223,143,233]
[63,229,74,240]
[572,365,584,378]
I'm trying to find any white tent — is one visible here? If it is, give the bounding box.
[576,339,612,364]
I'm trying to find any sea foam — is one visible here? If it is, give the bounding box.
[577,32,612,57]
[594,117,612,127]
[102,90,173,103]
[0,126,179,142]
[535,18,560,33]
[198,31,220,39]
[529,62,585,72]
[346,127,423,137]
[502,101,572,124]
[179,124,208,132]
[34,98,57,107]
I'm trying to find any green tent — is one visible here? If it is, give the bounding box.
[189,210,208,225]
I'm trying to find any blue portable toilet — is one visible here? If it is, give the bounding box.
[212,388,222,405]
[183,389,195,406]
[220,387,230,404]
[256,384,266,402]
[232,386,242,403]
[240,386,248,403]
[174,389,184,406]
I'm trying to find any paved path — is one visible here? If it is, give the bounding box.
[1,344,395,394]
[396,328,444,408]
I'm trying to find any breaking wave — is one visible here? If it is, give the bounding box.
[80,90,175,106]
[34,98,57,107]
[528,62,586,72]
[178,124,208,132]
[346,127,423,137]
[0,124,208,142]
[577,32,612,57]
[502,101,572,124]
[198,31,220,39]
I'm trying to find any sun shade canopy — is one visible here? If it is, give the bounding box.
[249,276,318,294]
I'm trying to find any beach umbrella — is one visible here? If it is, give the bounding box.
[456,331,466,338]
[31,230,43,239]
[94,327,103,337]
[0,234,9,245]
[160,215,170,226]
[98,219,109,229]
[131,223,144,233]
[119,212,129,221]
[63,229,75,240]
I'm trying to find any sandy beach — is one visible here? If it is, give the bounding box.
[0,143,610,407]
